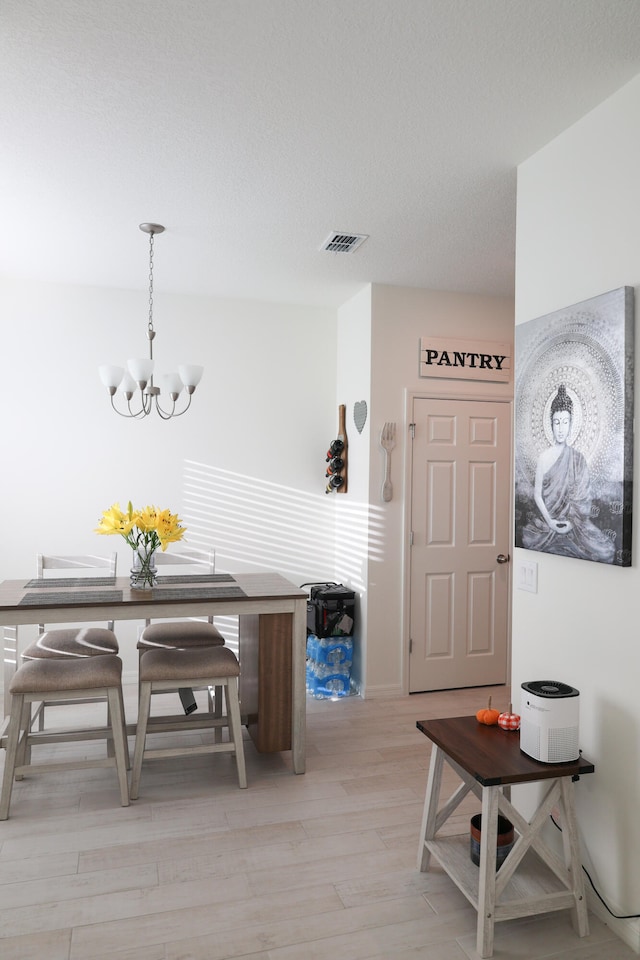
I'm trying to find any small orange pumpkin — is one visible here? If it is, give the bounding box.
[476,696,500,725]
[498,703,521,731]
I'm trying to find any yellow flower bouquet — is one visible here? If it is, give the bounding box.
[95,501,186,588]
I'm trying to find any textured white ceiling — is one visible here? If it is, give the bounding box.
[3,0,640,307]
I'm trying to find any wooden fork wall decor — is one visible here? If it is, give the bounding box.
[379,421,396,501]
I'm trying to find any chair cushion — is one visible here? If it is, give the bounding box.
[21,627,119,659]
[139,645,240,683]
[10,654,123,694]
[137,619,225,650]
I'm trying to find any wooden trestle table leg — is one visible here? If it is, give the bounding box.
[417,744,445,871]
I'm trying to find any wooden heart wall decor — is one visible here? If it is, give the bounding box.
[353,401,367,434]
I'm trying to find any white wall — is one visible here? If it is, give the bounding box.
[335,285,373,689]
[515,73,640,947]
[1,276,337,677]
[338,283,514,697]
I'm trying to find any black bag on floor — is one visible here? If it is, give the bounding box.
[304,582,355,638]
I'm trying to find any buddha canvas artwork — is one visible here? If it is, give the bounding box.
[515,287,634,567]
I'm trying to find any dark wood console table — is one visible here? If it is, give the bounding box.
[416,716,594,958]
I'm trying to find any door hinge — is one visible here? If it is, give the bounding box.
[410,530,414,546]
[409,422,416,438]
[409,637,413,653]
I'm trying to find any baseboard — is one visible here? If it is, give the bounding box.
[587,888,640,954]
[359,682,404,700]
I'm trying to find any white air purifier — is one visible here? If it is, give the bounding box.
[520,680,580,763]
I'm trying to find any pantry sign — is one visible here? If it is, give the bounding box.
[419,337,511,382]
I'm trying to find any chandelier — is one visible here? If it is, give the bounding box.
[99,223,203,419]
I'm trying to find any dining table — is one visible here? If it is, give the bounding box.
[0,570,308,773]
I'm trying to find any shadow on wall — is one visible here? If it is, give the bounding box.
[180,460,386,599]
[590,694,638,909]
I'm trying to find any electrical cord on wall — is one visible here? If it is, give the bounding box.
[550,814,640,920]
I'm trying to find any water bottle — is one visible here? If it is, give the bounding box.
[317,636,353,665]
[306,634,319,660]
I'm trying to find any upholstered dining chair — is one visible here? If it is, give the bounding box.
[20,553,120,732]
[130,644,246,799]
[136,549,226,717]
[137,548,222,648]
[0,654,130,819]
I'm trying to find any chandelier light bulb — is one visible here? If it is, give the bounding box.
[162,371,184,399]
[127,357,154,388]
[99,365,125,393]
[118,372,137,400]
[178,364,204,391]
[99,223,204,419]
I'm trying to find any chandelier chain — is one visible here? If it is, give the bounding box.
[147,231,155,334]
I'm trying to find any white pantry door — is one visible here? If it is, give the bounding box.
[409,398,511,692]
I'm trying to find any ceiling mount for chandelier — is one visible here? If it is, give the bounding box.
[99,223,203,420]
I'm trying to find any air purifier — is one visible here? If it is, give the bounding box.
[520,680,580,763]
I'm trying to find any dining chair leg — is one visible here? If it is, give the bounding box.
[106,687,130,806]
[117,685,131,770]
[105,697,130,766]
[0,694,24,819]
[130,681,152,801]
[14,700,32,781]
[106,699,115,759]
[208,684,224,743]
[225,677,247,789]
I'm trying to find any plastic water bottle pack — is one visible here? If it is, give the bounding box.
[306,634,353,698]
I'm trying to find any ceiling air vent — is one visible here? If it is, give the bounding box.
[320,232,368,254]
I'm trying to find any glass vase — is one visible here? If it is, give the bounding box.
[130,546,158,589]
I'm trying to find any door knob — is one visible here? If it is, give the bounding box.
[497,554,510,564]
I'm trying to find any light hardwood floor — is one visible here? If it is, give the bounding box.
[0,682,634,960]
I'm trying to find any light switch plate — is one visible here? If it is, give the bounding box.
[517,559,538,593]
